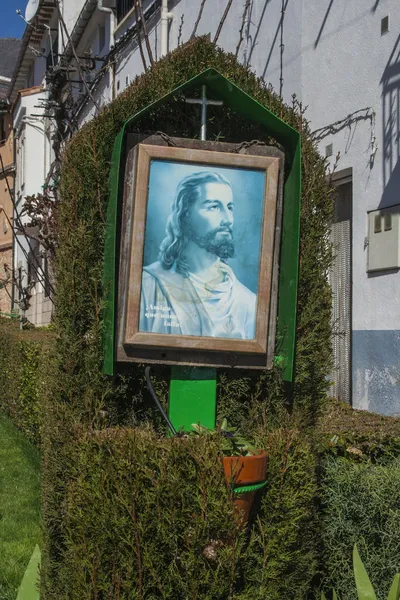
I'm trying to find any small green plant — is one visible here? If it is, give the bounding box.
[322,544,400,600]
[190,418,258,456]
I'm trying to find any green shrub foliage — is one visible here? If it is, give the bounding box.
[43,428,245,599]
[42,37,335,597]
[321,455,400,600]
[318,398,400,463]
[42,425,319,599]
[238,429,318,600]
[0,318,54,445]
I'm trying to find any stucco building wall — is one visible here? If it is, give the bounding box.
[0,111,14,314]
[301,0,400,415]
[12,87,53,326]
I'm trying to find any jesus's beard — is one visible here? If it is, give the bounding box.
[190,227,235,260]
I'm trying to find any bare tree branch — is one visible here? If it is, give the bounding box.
[279,0,285,99]
[235,0,251,58]
[213,0,234,44]
[0,154,55,298]
[137,0,154,66]
[134,0,148,71]
[191,0,207,39]
[55,3,101,113]
[178,14,185,46]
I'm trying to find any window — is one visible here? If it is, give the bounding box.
[44,120,52,177]
[43,253,51,298]
[381,15,389,35]
[0,116,5,143]
[46,35,59,70]
[117,0,134,22]
[18,267,22,300]
[99,24,106,53]
[16,126,26,191]
[27,239,40,287]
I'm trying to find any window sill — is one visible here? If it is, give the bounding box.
[113,1,157,38]
[113,6,136,36]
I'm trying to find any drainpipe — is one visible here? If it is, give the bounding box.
[11,120,16,312]
[97,0,115,100]
[161,0,173,57]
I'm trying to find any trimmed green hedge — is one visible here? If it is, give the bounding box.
[54,36,334,431]
[42,425,318,599]
[0,318,54,445]
[240,428,318,599]
[317,398,400,462]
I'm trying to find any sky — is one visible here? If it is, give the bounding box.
[0,0,29,39]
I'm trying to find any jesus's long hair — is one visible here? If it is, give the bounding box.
[159,171,232,277]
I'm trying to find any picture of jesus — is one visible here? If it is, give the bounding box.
[139,162,266,340]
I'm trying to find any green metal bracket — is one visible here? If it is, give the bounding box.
[233,480,268,494]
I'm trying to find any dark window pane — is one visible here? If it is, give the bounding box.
[117,0,134,22]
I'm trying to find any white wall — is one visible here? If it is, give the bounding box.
[111,0,302,105]
[301,0,400,414]
[62,0,88,37]
[13,90,52,325]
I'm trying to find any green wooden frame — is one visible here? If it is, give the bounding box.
[103,68,301,382]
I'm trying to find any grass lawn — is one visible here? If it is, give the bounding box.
[0,413,41,600]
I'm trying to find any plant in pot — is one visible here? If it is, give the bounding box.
[144,368,267,524]
[191,419,268,524]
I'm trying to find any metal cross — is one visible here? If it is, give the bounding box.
[185,85,223,141]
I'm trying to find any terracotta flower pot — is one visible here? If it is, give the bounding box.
[222,452,268,524]
[222,452,268,486]
[232,491,257,525]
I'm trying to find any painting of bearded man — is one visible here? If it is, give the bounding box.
[139,164,265,340]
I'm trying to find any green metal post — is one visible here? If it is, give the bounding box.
[168,366,217,432]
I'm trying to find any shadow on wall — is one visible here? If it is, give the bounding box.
[314,0,335,49]
[244,0,290,86]
[371,0,381,13]
[380,34,400,208]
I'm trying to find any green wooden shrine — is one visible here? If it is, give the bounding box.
[103,68,301,433]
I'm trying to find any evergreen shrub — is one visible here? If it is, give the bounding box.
[316,400,400,600]
[320,455,400,600]
[239,428,318,600]
[0,318,54,445]
[42,425,318,599]
[42,37,334,597]
[317,398,400,462]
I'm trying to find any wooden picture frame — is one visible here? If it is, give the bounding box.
[117,136,284,369]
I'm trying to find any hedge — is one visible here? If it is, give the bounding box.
[53,36,334,431]
[0,318,54,445]
[41,425,318,599]
[317,398,400,462]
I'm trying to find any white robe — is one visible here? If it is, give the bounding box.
[139,260,256,339]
